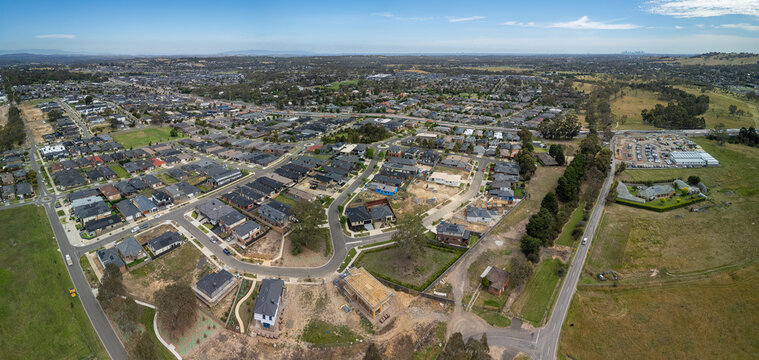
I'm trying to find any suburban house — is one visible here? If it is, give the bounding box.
[132,195,158,214]
[146,231,183,257]
[99,184,121,202]
[233,220,263,247]
[194,270,237,306]
[256,202,288,227]
[340,267,394,319]
[480,266,510,295]
[115,200,142,222]
[435,221,470,247]
[345,199,396,231]
[73,199,111,224]
[115,237,146,263]
[96,247,126,272]
[429,172,462,187]
[466,206,498,223]
[254,278,285,330]
[83,215,122,235]
[196,199,236,226]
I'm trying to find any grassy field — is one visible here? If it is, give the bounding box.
[492,166,566,235]
[561,263,759,360]
[0,206,107,359]
[661,54,759,66]
[326,79,359,90]
[561,138,759,359]
[139,306,175,360]
[301,319,362,345]
[675,85,759,128]
[556,205,584,246]
[512,258,564,326]
[610,88,661,130]
[357,245,460,289]
[111,127,183,149]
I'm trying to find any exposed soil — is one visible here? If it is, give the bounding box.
[274,237,328,268]
[135,224,176,245]
[243,229,282,260]
[18,102,53,145]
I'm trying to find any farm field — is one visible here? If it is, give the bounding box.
[610,88,661,130]
[0,205,106,360]
[111,127,183,148]
[562,138,759,359]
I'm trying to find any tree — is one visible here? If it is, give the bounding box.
[709,123,728,145]
[85,95,93,105]
[520,235,541,263]
[170,127,179,137]
[391,213,427,260]
[541,192,559,215]
[289,200,328,255]
[514,151,536,180]
[687,175,701,185]
[439,332,491,360]
[729,104,738,115]
[47,109,63,121]
[509,254,533,288]
[526,208,555,246]
[549,144,565,165]
[363,343,382,360]
[155,283,197,337]
[480,276,491,289]
[132,331,157,360]
[366,147,375,159]
[517,127,532,143]
[97,263,124,310]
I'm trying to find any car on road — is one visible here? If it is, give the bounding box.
[153,214,161,219]
[140,224,148,229]
[210,237,216,244]
[65,254,72,266]
[582,237,588,245]
[223,248,231,256]
[131,226,139,233]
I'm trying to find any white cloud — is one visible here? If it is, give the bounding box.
[449,16,485,23]
[675,25,685,28]
[36,34,75,39]
[548,16,640,30]
[500,21,536,27]
[371,12,432,21]
[646,0,759,18]
[718,22,759,30]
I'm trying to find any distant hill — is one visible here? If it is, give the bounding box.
[219,49,315,57]
[657,52,759,66]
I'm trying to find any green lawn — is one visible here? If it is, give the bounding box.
[512,258,564,326]
[556,205,584,246]
[325,79,359,90]
[356,245,462,290]
[154,172,177,185]
[472,307,511,328]
[273,193,298,207]
[109,164,129,178]
[111,127,184,149]
[0,206,107,359]
[301,319,362,345]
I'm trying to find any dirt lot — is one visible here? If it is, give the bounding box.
[242,229,282,260]
[352,178,460,218]
[0,104,8,127]
[18,102,53,145]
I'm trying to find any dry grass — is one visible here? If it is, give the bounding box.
[561,263,759,360]
[491,166,566,235]
[674,85,759,128]
[610,88,662,130]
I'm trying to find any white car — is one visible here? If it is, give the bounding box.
[582,237,588,245]
[131,226,139,233]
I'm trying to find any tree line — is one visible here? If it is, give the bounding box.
[0,105,26,151]
[521,134,608,262]
[709,126,759,147]
[638,83,709,129]
[321,123,390,144]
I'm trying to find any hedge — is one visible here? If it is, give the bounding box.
[616,196,705,212]
[355,244,464,291]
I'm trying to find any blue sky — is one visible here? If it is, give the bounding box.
[1,0,758,54]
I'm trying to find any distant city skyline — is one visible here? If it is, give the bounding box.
[1,0,758,55]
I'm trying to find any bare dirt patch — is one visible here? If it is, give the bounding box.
[242,229,282,260]
[18,102,53,144]
[122,244,209,302]
[0,104,8,127]
[273,239,329,268]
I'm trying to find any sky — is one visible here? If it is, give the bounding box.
[1,0,758,55]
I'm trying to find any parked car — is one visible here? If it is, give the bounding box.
[131,226,139,233]
[65,254,72,266]
[223,248,231,256]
